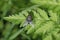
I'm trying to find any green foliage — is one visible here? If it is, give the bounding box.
[0,0,60,40]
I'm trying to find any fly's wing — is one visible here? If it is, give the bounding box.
[23,21,28,27]
[29,21,34,28]
[20,20,28,28]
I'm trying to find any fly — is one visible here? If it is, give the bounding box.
[22,14,34,28]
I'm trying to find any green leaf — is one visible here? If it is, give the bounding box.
[8,29,24,40]
[0,20,3,30]
[36,8,49,20]
[43,35,52,40]
[30,0,59,9]
[2,0,12,17]
[4,14,26,24]
[48,10,58,22]
[33,21,55,38]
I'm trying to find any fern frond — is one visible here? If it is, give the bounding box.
[3,3,60,40]
[3,5,40,24]
[30,0,60,9]
[36,8,49,20]
[43,35,52,40]
[32,21,55,39]
[4,14,26,24]
[48,10,58,22]
[2,0,12,17]
[8,29,24,40]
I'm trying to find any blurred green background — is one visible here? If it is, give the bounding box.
[0,0,60,40]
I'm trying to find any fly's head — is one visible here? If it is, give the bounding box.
[26,14,33,22]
